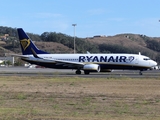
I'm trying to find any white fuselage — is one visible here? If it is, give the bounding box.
[22,53,157,71]
[17,28,158,75]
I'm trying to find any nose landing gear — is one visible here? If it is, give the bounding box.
[139,71,143,75]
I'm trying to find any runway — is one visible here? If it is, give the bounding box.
[0,66,159,78]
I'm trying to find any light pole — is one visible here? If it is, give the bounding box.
[72,24,77,54]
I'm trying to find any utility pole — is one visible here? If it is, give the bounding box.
[72,24,77,54]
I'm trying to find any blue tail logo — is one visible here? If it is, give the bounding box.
[17,28,48,55]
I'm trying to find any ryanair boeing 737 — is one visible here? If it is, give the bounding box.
[15,28,157,75]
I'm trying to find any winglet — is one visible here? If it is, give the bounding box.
[87,51,91,54]
[139,52,141,55]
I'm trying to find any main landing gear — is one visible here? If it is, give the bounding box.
[75,70,90,75]
[75,70,81,74]
[84,71,90,75]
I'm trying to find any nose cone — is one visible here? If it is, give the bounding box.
[153,61,157,66]
[151,60,157,67]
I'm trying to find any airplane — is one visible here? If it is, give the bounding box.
[14,28,157,75]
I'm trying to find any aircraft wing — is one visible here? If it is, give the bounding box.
[32,48,85,67]
[42,58,85,68]
[12,54,84,68]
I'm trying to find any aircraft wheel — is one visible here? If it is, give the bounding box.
[76,70,81,74]
[84,71,90,75]
[139,71,143,75]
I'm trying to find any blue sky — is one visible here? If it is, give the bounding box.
[0,0,160,37]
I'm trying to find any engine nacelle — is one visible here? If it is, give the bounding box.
[83,64,100,72]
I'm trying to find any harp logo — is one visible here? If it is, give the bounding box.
[20,39,30,51]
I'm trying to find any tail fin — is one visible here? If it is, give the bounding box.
[17,28,48,55]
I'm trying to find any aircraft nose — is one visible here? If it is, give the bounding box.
[154,61,157,66]
[151,60,157,66]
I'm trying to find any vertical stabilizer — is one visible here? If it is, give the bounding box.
[17,28,48,55]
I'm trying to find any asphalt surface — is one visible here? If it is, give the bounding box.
[0,66,159,78]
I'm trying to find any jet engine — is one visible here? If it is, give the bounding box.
[83,64,100,72]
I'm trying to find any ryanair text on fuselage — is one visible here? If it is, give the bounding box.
[79,55,135,63]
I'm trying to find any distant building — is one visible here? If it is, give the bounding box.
[93,35,106,38]
[0,57,14,66]
[86,35,107,39]
[86,37,93,39]
[0,34,9,40]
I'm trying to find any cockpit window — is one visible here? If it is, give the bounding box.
[143,58,151,61]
